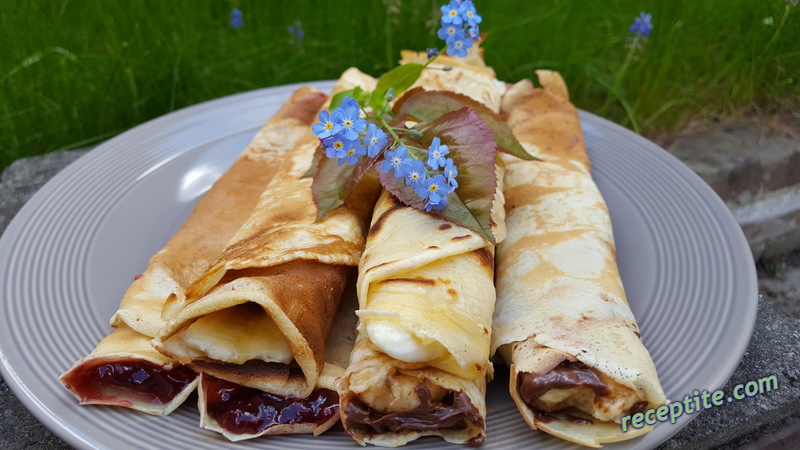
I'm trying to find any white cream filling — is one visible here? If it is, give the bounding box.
[366,320,447,363]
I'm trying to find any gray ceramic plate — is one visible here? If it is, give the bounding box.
[0,80,757,449]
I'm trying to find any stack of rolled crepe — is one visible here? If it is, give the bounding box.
[152,69,382,440]
[60,86,328,415]
[338,49,507,446]
[492,71,666,447]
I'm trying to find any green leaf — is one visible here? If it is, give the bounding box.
[394,89,539,161]
[312,146,383,221]
[380,108,499,243]
[329,89,355,111]
[329,86,369,111]
[369,63,425,113]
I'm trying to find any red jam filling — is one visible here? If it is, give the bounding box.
[64,360,197,404]
[202,375,339,435]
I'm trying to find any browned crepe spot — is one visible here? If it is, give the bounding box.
[368,201,405,236]
[379,277,437,287]
[472,247,494,270]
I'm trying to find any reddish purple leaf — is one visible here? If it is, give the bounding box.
[394,89,536,161]
[312,144,383,221]
[302,143,325,178]
[404,107,499,243]
[377,163,427,211]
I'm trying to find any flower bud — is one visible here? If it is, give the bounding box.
[406,129,423,139]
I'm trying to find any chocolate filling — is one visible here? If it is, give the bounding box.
[344,381,485,445]
[628,400,649,415]
[63,360,197,404]
[518,360,643,422]
[518,360,608,413]
[202,374,339,435]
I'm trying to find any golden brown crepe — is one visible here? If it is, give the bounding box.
[492,71,667,447]
[112,87,329,338]
[338,49,507,447]
[152,69,381,419]
[60,86,327,415]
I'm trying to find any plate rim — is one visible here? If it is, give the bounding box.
[0,80,758,449]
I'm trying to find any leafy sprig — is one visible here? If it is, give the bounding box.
[305,0,536,243]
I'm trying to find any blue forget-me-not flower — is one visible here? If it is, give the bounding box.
[230,8,243,29]
[427,137,450,170]
[313,110,343,139]
[404,160,428,187]
[337,142,366,166]
[323,133,351,159]
[443,158,459,188]
[365,123,389,158]
[629,12,653,37]
[416,174,455,211]
[461,1,482,27]
[382,146,413,177]
[440,0,463,26]
[435,0,482,57]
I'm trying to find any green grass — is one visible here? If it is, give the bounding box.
[1,0,798,171]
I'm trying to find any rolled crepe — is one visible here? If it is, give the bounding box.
[153,69,380,408]
[60,87,328,415]
[60,325,198,415]
[339,189,505,447]
[399,46,502,109]
[112,86,330,338]
[492,71,666,447]
[196,273,359,440]
[338,50,507,446]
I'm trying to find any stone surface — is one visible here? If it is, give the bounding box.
[0,380,70,450]
[759,250,800,319]
[652,113,800,206]
[651,113,800,260]
[655,297,800,450]
[737,193,800,261]
[0,149,90,235]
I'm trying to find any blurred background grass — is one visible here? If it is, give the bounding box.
[1,0,798,171]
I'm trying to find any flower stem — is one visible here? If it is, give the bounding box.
[422,45,448,69]
[404,145,426,160]
[424,54,440,68]
[597,41,637,116]
[380,120,424,161]
[381,116,403,146]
